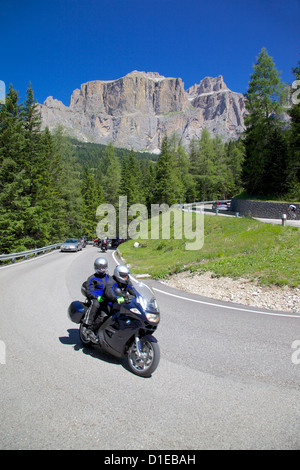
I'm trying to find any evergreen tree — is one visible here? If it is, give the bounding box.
[0,85,32,252]
[193,129,218,200]
[169,133,196,202]
[224,139,245,196]
[120,150,144,207]
[243,47,287,195]
[0,84,24,165]
[154,134,185,205]
[287,61,300,199]
[22,84,53,245]
[142,160,156,210]
[52,126,84,239]
[81,165,104,237]
[100,143,121,205]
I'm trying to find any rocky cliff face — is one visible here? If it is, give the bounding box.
[39,71,246,152]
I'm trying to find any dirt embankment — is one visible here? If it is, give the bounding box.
[163,271,300,314]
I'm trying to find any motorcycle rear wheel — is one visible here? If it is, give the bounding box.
[127,340,160,377]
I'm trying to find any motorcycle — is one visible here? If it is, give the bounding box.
[93,238,100,247]
[68,282,160,377]
[101,239,108,252]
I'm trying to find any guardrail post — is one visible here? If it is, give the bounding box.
[282,214,287,226]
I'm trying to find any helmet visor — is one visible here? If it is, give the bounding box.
[97,266,107,272]
[120,272,129,280]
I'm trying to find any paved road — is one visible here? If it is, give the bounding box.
[0,246,299,450]
[203,207,300,227]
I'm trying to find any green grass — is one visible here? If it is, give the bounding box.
[118,213,300,288]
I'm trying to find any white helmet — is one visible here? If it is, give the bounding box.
[114,265,130,285]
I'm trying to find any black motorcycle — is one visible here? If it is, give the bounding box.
[68,282,160,377]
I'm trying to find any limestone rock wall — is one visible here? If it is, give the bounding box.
[39,71,247,151]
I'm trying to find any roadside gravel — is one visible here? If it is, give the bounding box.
[163,271,300,314]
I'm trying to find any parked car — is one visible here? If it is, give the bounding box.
[60,238,83,252]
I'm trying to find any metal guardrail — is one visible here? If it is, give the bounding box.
[179,199,232,208]
[0,243,62,264]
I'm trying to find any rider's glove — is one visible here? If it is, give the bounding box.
[97,296,104,303]
[117,296,125,304]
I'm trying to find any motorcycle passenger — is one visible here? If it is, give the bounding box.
[104,265,136,312]
[82,257,110,342]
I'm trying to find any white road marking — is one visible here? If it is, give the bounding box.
[153,287,300,319]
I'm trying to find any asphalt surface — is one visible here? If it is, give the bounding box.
[0,246,299,450]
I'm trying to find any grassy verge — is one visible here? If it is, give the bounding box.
[118,214,300,288]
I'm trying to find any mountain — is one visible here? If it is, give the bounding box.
[39,71,246,152]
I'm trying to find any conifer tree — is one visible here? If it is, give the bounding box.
[169,133,196,202]
[224,139,245,196]
[243,48,287,195]
[81,165,104,237]
[52,126,84,239]
[0,85,32,252]
[120,150,144,207]
[142,160,156,210]
[154,134,184,205]
[100,143,121,205]
[287,61,300,199]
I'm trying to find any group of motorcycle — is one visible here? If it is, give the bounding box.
[93,237,124,252]
[68,240,160,377]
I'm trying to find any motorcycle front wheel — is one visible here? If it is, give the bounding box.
[79,323,92,347]
[127,340,160,377]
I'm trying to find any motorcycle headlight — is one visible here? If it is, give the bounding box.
[130,308,141,314]
[146,312,159,323]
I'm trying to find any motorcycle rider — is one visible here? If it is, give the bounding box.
[82,257,110,342]
[288,204,296,218]
[101,236,109,252]
[104,265,136,312]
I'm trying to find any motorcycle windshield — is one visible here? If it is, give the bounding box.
[133,282,159,313]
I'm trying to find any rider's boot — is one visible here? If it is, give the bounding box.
[82,324,99,343]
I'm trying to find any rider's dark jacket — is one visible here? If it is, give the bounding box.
[82,272,111,327]
[104,276,136,303]
[83,272,110,299]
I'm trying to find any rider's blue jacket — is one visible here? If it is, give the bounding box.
[83,273,110,299]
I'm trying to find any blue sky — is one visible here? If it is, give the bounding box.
[1,0,299,106]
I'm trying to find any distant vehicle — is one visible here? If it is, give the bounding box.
[100,239,108,252]
[111,238,126,248]
[212,201,230,211]
[61,238,83,252]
